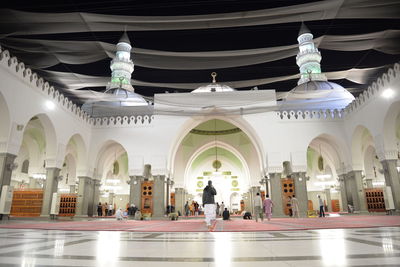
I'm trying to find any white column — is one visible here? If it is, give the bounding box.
[381,159,400,211]
[75,176,92,216]
[269,172,285,217]
[293,172,308,217]
[40,167,61,217]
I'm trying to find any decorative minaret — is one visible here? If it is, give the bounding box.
[107,31,134,91]
[296,23,327,85]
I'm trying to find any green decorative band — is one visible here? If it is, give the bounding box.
[190,128,241,135]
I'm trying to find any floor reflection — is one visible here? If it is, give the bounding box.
[318,229,347,266]
[213,232,232,267]
[96,231,121,266]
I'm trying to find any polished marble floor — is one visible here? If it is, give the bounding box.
[0,226,399,266]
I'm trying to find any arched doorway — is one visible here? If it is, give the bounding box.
[172,119,262,214]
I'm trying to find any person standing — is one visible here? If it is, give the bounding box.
[253,192,264,222]
[220,202,225,216]
[202,180,217,230]
[263,194,273,221]
[318,195,325,217]
[287,197,293,217]
[97,202,102,217]
[291,195,300,218]
[184,201,189,217]
[103,202,108,217]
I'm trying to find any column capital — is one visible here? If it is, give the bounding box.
[267,166,283,173]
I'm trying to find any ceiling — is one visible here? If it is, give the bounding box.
[1,0,399,105]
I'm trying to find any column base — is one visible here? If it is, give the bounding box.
[74,215,89,218]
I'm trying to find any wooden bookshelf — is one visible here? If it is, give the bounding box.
[281,178,295,215]
[365,188,385,212]
[58,194,77,216]
[331,199,340,212]
[10,190,43,217]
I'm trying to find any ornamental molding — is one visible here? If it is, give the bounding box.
[276,62,399,120]
[343,62,399,116]
[0,47,154,128]
[91,115,154,127]
[0,47,93,125]
[276,109,345,120]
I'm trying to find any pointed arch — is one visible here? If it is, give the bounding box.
[352,125,375,168]
[168,116,265,176]
[307,133,350,171]
[93,140,129,181]
[383,100,400,152]
[65,134,88,173]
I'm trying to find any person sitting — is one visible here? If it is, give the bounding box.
[134,209,142,220]
[243,211,252,220]
[222,208,230,220]
[115,208,124,221]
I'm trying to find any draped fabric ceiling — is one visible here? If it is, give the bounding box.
[0,0,399,104]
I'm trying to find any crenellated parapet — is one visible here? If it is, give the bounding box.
[277,62,399,120]
[0,46,92,124]
[0,46,154,128]
[343,62,399,115]
[276,109,345,120]
[91,115,154,127]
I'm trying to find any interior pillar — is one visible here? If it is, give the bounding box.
[75,176,92,216]
[338,174,348,212]
[293,172,308,217]
[347,171,367,212]
[324,188,331,212]
[269,172,285,217]
[153,175,166,217]
[174,187,185,215]
[0,153,17,199]
[129,175,142,208]
[69,184,76,194]
[92,180,101,216]
[381,159,400,211]
[40,167,61,217]
[87,179,94,217]
[29,177,38,189]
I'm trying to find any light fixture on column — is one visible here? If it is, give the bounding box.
[259,175,268,194]
[212,119,222,176]
[317,145,324,172]
[397,142,400,173]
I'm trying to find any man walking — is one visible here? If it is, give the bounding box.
[253,192,264,222]
[203,180,217,230]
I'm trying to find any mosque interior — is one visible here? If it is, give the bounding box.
[0,0,400,266]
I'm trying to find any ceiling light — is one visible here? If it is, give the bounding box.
[381,88,394,99]
[45,100,55,110]
[316,174,331,179]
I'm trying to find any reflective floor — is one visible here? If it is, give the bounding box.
[0,227,399,266]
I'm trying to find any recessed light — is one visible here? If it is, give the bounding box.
[45,100,55,110]
[381,88,395,99]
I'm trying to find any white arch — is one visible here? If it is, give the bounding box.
[93,140,128,180]
[182,140,252,190]
[0,91,11,147]
[352,125,374,168]
[307,133,350,171]
[21,114,58,160]
[383,100,400,151]
[65,134,88,173]
[167,116,265,176]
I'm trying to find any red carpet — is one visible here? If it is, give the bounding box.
[0,215,399,232]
